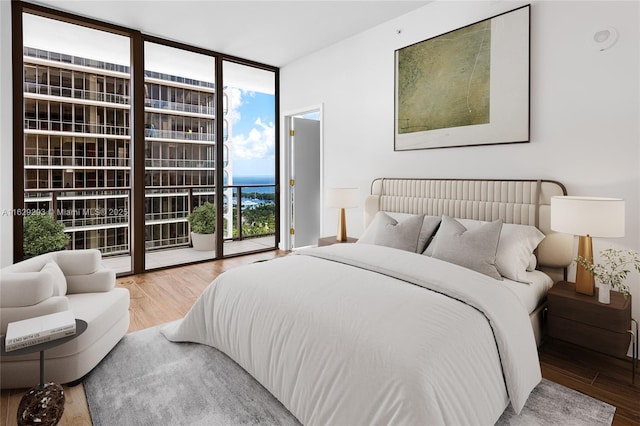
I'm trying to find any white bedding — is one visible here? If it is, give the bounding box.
[163,244,541,425]
[501,270,554,314]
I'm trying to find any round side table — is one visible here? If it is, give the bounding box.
[1,319,87,426]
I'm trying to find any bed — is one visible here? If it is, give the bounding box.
[163,178,574,425]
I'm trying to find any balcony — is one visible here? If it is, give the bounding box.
[144,128,215,142]
[24,119,130,137]
[145,159,215,169]
[102,237,276,273]
[22,184,277,274]
[24,82,130,105]
[144,99,214,116]
[24,47,130,74]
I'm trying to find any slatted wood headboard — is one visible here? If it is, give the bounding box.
[363,178,574,282]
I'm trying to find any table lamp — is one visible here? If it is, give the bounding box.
[326,187,358,242]
[550,196,625,295]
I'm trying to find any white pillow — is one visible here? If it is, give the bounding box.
[495,224,545,283]
[41,261,67,296]
[424,218,545,283]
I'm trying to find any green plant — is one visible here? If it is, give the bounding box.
[576,248,640,299]
[23,212,70,257]
[242,204,276,237]
[187,202,216,234]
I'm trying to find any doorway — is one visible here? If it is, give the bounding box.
[282,106,322,250]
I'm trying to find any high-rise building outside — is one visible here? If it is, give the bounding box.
[22,46,232,256]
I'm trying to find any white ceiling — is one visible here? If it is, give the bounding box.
[25,1,430,67]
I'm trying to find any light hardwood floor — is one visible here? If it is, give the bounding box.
[2,250,639,425]
[1,250,285,426]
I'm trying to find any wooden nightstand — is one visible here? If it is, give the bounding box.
[547,280,638,383]
[317,236,357,246]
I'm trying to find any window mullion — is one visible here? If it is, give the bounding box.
[130,31,145,273]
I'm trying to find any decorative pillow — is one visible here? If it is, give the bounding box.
[425,218,545,283]
[357,212,431,252]
[417,216,442,253]
[357,211,389,245]
[430,216,503,280]
[41,261,67,296]
[374,214,425,252]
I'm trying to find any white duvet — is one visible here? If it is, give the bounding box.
[162,244,541,425]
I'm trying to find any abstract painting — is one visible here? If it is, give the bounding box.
[394,5,530,150]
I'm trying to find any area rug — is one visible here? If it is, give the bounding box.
[496,379,615,425]
[85,324,616,426]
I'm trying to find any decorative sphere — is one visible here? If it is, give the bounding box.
[17,382,65,426]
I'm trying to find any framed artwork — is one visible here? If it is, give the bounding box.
[394,5,530,151]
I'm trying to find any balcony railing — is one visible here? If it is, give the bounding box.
[144,70,214,89]
[25,155,129,168]
[145,128,216,142]
[145,159,214,169]
[24,82,130,105]
[229,185,277,241]
[24,119,219,142]
[145,99,214,116]
[25,119,130,136]
[25,47,130,74]
[22,183,276,257]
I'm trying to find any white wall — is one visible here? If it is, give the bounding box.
[1,0,14,267]
[281,1,640,325]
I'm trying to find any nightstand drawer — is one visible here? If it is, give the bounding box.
[547,314,631,357]
[547,281,631,332]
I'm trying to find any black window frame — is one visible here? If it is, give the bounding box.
[11,1,280,273]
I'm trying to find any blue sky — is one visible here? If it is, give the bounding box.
[227,89,276,179]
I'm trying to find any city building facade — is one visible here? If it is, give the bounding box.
[22,46,232,256]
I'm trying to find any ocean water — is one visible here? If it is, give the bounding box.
[231,175,275,195]
[232,175,275,185]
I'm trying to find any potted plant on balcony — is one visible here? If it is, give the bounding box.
[23,212,70,257]
[187,202,216,251]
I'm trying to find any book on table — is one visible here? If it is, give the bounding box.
[5,310,76,352]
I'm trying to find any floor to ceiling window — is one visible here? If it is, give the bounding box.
[222,61,277,256]
[143,42,220,269]
[21,12,133,272]
[14,3,279,274]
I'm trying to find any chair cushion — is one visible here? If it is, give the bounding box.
[26,288,130,359]
[41,261,67,296]
[1,253,54,273]
[54,249,102,276]
[0,271,54,308]
[66,269,116,294]
[49,288,130,357]
[0,296,70,335]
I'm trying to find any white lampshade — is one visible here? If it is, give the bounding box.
[551,196,625,237]
[326,187,359,208]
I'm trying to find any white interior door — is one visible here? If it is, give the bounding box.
[291,117,320,248]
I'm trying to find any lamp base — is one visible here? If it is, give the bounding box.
[336,208,347,242]
[575,235,595,296]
